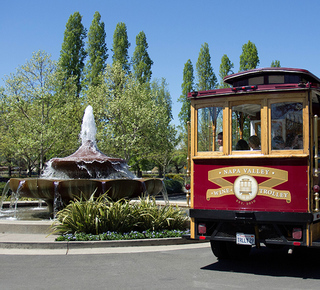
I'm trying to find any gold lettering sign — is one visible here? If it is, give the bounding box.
[206,166,291,203]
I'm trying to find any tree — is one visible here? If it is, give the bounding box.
[2,51,80,176]
[132,31,153,84]
[171,149,187,174]
[271,60,281,67]
[195,43,217,153]
[149,78,178,177]
[0,87,15,176]
[112,22,131,73]
[85,11,108,87]
[219,54,234,88]
[87,64,177,177]
[196,43,217,91]
[178,59,194,163]
[59,12,87,96]
[178,59,194,130]
[239,40,259,71]
[89,64,160,161]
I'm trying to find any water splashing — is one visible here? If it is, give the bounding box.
[80,105,97,146]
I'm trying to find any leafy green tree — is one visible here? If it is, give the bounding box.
[171,148,187,174]
[178,59,194,131]
[0,87,15,175]
[59,12,87,96]
[112,22,131,73]
[151,78,173,121]
[2,51,80,175]
[271,60,281,67]
[150,78,178,177]
[239,40,259,71]
[178,59,194,167]
[132,31,153,84]
[196,43,217,91]
[85,11,108,87]
[87,64,177,177]
[219,54,234,88]
[88,64,157,161]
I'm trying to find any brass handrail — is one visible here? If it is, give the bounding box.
[314,115,319,212]
[186,121,191,206]
[314,115,319,177]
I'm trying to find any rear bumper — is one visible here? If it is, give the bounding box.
[189,209,314,246]
[190,209,313,223]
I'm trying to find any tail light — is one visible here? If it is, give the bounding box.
[198,223,206,235]
[292,228,302,240]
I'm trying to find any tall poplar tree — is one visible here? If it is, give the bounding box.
[219,54,234,88]
[132,31,153,84]
[196,43,217,153]
[112,22,131,73]
[196,43,217,91]
[239,40,259,72]
[271,60,281,67]
[177,59,194,172]
[85,11,108,87]
[178,59,194,130]
[59,12,87,96]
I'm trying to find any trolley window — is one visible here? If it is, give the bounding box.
[271,102,303,150]
[197,106,223,152]
[231,103,261,152]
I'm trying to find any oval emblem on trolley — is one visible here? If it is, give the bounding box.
[234,175,258,201]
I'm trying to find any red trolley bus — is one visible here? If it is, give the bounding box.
[187,67,320,258]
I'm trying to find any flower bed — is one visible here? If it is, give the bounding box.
[56,229,190,241]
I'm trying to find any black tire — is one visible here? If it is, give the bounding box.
[210,240,230,259]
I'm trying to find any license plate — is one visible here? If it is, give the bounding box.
[236,233,255,245]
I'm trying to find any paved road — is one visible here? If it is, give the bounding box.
[1,243,320,289]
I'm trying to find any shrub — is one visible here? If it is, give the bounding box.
[166,174,184,184]
[163,179,183,194]
[51,195,188,236]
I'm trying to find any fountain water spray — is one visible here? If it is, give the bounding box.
[80,105,97,146]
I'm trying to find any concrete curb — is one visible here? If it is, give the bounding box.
[0,237,207,250]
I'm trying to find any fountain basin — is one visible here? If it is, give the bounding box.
[8,177,164,210]
[48,140,130,179]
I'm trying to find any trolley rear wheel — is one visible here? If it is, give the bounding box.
[210,240,251,260]
[210,241,229,259]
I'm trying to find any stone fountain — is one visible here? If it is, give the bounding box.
[2,106,165,215]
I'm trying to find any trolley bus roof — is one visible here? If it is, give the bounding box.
[188,67,320,99]
[224,67,320,85]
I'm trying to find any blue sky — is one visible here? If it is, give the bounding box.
[1,0,320,127]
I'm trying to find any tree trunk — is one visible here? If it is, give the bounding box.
[158,165,163,178]
[136,164,142,178]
